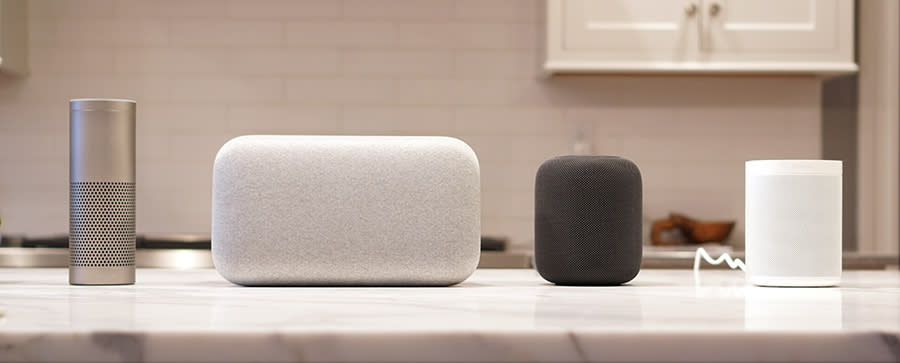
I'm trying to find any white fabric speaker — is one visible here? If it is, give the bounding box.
[745,160,842,287]
[212,135,481,286]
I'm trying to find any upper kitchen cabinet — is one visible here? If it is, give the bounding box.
[544,0,857,75]
[0,0,27,76]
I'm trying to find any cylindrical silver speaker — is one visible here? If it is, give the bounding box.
[69,98,136,285]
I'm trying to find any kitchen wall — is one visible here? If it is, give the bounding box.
[0,0,821,249]
[822,75,858,251]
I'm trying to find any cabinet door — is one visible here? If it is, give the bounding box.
[702,0,855,70]
[564,0,696,51]
[0,0,27,75]
[544,0,856,74]
[546,0,699,71]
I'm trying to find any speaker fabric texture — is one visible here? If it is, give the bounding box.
[212,135,480,286]
[534,156,642,285]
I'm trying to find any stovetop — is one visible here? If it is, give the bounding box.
[0,235,508,251]
[0,234,523,269]
[0,234,211,249]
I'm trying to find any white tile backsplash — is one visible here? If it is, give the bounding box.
[139,104,228,134]
[116,0,227,18]
[0,0,821,250]
[454,0,540,22]
[341,106,454,135]
[447,23,538,50]
[454,107,564,136]
[28,0,118,18]
[342,0,455,20]
[169,20,284,47]
[232,48,341,76]
[225,0,339,19]
[29,18,169,47]
[453,50,537,79]
[30,47,117,74]
[227,105,339,133]
[343,50,453,77]
[285,21,395,47]
[169,76,284,103]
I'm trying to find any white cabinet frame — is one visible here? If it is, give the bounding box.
[544,0,857,75]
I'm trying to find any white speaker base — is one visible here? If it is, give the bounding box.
[749,275,841,287]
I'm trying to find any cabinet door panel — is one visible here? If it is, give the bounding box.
[707,0,839,51]
[564,0,696,53]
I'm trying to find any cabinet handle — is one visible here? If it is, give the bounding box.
[685,3,698,16]
[699,2,721,51]
[709,3,721,16]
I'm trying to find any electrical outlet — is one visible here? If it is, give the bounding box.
[572,141,592,155]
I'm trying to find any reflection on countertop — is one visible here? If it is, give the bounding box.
[0,235,896,270]
[0,234,534,269]
[0,247,534,269]
[0,269,897,362]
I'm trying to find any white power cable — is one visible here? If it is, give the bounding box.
[693,247,746,272]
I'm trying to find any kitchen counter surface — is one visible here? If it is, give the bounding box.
[0,268,898,362]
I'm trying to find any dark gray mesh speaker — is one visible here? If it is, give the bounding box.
[534,156,642,285]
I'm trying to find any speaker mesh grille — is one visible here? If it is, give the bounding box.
[70,182,136,267]
[535,156,642,285]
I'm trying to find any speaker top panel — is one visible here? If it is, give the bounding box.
[212,135,481,287]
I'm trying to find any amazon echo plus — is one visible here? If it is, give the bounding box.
[69,99,136,285]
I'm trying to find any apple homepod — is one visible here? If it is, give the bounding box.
[534,156,642,285]
[211,135,480,286]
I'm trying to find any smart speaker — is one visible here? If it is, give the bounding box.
[69,99,136,285]
[745,160,842,287]
[212,135,480,286]
[534,156,642,285]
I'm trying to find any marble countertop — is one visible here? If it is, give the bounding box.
[0,268,898,362]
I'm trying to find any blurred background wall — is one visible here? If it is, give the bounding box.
[0,0,821,249]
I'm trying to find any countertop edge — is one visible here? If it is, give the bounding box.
[0,330,897,363]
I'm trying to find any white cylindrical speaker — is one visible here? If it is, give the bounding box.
[69,99,136,285]
[745,160,842,287]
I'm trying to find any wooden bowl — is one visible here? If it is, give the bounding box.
[670,213,736,244]
[685,221,735,243]
[650,218,688,246]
